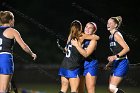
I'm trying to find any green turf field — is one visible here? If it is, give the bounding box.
[15,83,140,93]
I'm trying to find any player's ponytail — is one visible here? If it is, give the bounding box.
[69,20,82,40]
[111,16,122,29]
[0,11,4,25]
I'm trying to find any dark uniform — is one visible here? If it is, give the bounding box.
[58,41,83,78]
[0,26,14,74]
[109,31,129,77]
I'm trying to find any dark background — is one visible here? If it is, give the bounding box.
[0,0,140,90]
[0,0,139,65]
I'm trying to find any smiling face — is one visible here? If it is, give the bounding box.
[107,18,117,31]
[84,22,96,35]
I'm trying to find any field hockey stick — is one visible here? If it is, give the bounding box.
[56,39,66,53]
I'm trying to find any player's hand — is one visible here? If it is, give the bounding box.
[71,39,78,47]
[92,34,100,41]
[107,55,117,62]
[31,53,37,60]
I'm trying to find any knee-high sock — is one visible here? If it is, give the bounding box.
[116,89,125,93]
[59,91,65,93]
[109,84,118,93]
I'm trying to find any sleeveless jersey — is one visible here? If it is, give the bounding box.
[60,41,83,70]
[0,26,14,53]
[83,39,96,61]
[109,31,126,57]
[82,39,98,76]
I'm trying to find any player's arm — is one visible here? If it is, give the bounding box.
[12,29,37,60]
[82,33,100,41]
[114,32,130,57]
[107,32,130,62]
[71,39,97,58]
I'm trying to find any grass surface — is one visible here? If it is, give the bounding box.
[14,83,140,93]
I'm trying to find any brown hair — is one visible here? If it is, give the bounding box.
[111,16,122,28]
[0,11,14,24]
[69,20,82,40]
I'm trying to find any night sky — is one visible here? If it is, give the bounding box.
[0,0,140,64]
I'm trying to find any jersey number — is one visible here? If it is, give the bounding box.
[0,38,2,50]
[66,45,72,58]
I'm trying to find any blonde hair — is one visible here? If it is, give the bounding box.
[69,20,82,40]
[111,16,122,28]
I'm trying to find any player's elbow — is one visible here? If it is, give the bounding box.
[127,46,130,52]
[126,46,130,53]
[83,54,90,58]
[97,36,100,40]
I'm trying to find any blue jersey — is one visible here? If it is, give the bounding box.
[58,67,80,78]
[83,40,96,60]
[111,58,129,77]
[0,52,14,74]
[81,40,98,76]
